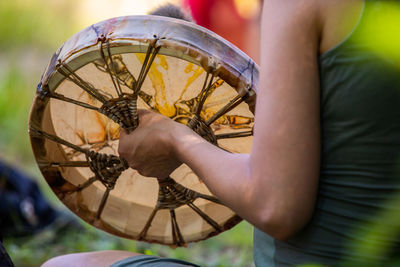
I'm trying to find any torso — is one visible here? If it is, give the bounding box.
[254,0,400,265]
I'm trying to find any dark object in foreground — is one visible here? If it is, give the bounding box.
[0,159,81,238]
[0,241,14,267]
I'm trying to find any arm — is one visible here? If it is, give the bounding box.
[119,0,322,240]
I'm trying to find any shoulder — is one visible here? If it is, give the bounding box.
[261,0,364,54]
[260,0,321,45]
[318,0,364,53]
[261,0,321,24]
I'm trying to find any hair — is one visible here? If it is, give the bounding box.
[148,3,193,22]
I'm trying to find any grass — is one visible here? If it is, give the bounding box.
[4,219,254,267]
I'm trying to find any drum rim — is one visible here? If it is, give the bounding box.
[39,15,258,95]
[29,15,258,245]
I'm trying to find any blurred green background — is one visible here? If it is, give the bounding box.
[0,0,254,266]
[3,1,400,266]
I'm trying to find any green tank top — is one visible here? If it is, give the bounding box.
[254,1,400,266]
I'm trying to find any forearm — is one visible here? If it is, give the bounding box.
[171,0,322,239]
[172,127,311,240]
[173,131,252,214]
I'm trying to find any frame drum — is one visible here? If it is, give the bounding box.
[29,15,258,246]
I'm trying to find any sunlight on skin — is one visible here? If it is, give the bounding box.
[77,0,181,27]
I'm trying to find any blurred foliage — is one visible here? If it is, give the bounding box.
[0,0,79,163]
[353,2,400,64]
[4,221,254,267]
[0,0,79,49]
[0,1,254,266]
[0,67,32,162]
[1,1,400,267]
[340,193,400,267]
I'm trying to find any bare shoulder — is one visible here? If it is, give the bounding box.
[318,0,364,53]
[263,0,364,53]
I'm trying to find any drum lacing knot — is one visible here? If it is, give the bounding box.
[139,176,223,244]
[98,34,107,43]
[86,151,129,189]
[156,177,197,209]
[187,115,217,145]
[99,94,139,133]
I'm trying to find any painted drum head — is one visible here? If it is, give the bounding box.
[29,15,258,246]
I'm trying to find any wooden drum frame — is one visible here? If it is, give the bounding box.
[29,15,258,246]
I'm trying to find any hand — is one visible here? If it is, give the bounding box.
[118,109,186,178]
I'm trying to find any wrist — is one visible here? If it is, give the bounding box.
[169,122,202,163]
[167,122,186,162]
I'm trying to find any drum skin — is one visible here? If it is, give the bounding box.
[29,15,258,246]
